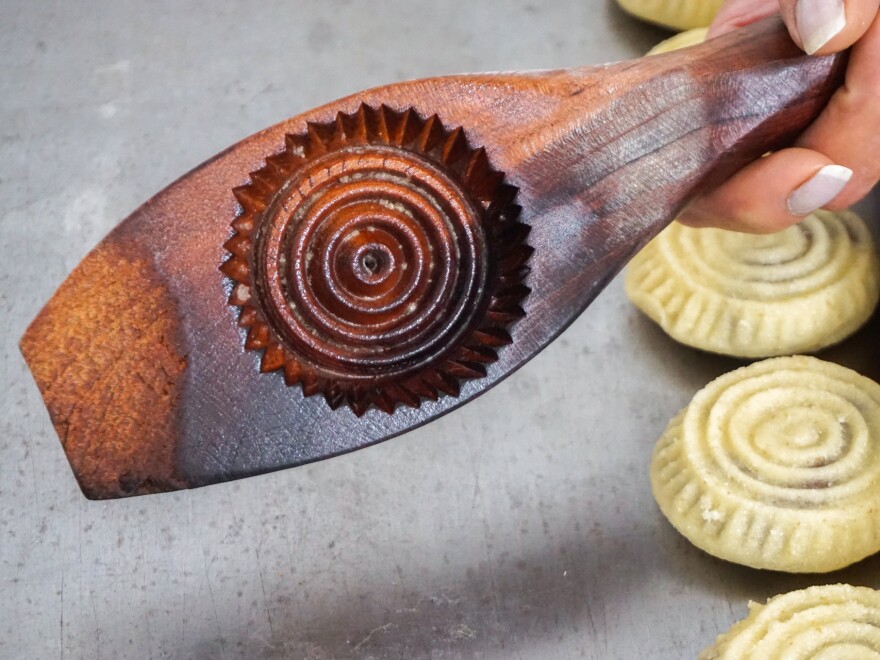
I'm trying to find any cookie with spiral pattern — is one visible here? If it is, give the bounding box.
[651,356,880,573]
[700,584,880,659]
[617,0,723,30]
[626,210,880,358]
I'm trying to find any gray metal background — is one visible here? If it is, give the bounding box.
[2,1,878,658]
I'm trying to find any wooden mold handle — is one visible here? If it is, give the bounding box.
[521,17,849,292]
[674,17,848,192]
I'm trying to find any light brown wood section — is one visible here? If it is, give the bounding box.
[21,236,188,498]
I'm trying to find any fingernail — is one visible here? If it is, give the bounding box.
[787,165,852,216]
[796,0,847,54]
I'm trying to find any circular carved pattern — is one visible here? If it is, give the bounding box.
[221,104,530,415]
[259,148,485,376]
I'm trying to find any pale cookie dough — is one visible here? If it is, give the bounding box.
[625,210,880,358]
[647,27,708,55]
[617,0,723,30]
[651,356,880,573]
[700,584,880,659]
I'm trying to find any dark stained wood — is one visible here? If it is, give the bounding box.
[21,18,848,498]
[221,107,529,417]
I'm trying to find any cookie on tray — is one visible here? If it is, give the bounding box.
[626,210,880,358]
[617,0,723,30]
[651,356,880,573]
[700,584,880,659]
[647,27,708,54]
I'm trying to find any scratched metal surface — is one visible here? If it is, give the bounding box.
[2,1,879,659]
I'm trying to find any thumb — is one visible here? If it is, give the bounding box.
[778,0,879,54]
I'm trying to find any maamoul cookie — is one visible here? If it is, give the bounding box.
[651,356,880,573]
[625,210,880,358]
[647,27,708,55]
[617,0,723,30]
[699,584,880,659]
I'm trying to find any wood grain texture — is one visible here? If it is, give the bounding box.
[20,235,188,498]
[221,107,530,417]
[20,18,847,498]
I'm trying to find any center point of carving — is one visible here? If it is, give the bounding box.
[350,242,394,285]
[362,251,381,274]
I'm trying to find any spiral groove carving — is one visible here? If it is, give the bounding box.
[221,104,530,415]
[651,356,880,572]
[700,585,880,659]
[625,210,880,357]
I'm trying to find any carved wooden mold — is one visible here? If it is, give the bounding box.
[222,105,530,415]
[20,19,848,497]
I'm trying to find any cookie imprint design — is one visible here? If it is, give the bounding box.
[221,104,531,415]
[652,356,880,572]
[626,210,880,357]
[700,584,880,659]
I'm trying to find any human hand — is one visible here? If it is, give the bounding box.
[678,0,880,232]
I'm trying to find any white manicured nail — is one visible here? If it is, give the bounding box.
[787,165,852,216]
[796,0,847,54]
